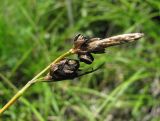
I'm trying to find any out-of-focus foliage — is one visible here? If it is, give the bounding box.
[0,0,160,121]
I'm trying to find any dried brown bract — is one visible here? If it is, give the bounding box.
[73,33,144,64]
[45,59,100,81]
[86,33,144,53]
[46,59,79,81]
[73,34,97,64]
[78,52,94,64]
[73,33,144,54]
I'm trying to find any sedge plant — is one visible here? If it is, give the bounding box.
[0,33,144,115]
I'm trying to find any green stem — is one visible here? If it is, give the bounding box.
[0,49,74,115]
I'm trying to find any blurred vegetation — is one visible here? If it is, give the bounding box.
[0,0,160,121]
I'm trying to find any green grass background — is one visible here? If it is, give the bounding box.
[0,0,160,121]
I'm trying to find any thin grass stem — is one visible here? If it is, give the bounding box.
[0,49,74,115]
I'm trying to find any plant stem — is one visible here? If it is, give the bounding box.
[0,49,74,115]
